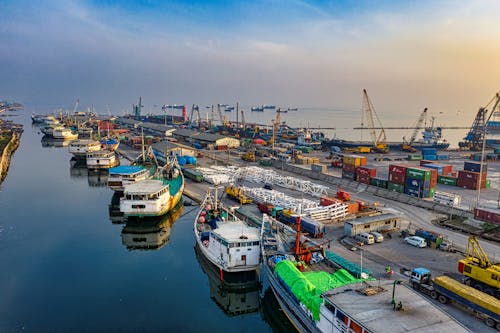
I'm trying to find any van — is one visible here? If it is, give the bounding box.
[370,231,384,243]
[355,232,375,245]
[404,236,427,248]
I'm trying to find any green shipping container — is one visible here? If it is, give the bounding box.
[407,154,423,161]
[494,148,500,154]
[388,181,405,193]
[406,167,431,180]
[370,178,388,188]
[183,168,204,183]
[437,175,458,186]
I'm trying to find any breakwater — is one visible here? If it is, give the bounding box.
[0,132,21,183]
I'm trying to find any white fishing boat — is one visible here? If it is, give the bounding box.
[119,159,184,217]
[86,150,119,170]
[52,127,78,140]
[68,139,101,158]
[194,187,261,273]
[107,165,151,192]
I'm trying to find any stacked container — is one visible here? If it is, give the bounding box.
[342,154,366,180]
[404,166,437,198]
[388,164,408,193]
[370,177,388,188]
[457,161,487,190]
[421,148,437,160]
[421,163,453,176]
[437,175,458,186]
[356,167,377,185]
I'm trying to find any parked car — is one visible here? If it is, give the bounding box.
[355,232,375,245]
[263,183,273,190]
[370,231,384,243]
[404,236,427,248]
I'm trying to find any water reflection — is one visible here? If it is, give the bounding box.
[69,159,109,187]
[121,202,183,251]
[109,192,125,224]
[41,134,72,147]
[194,243,260,316]
[259,289,298,333]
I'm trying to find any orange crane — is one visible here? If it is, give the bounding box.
[402,108,428,152]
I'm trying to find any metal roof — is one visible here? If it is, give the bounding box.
[109,165,145,175]
[213,221,260,242]
[346,213,399,226]
[123,179,168,195]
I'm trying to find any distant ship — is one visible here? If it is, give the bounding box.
[251,106,264,112]
[322,125,450,151]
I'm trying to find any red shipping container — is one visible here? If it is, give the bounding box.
[429,169,438,187]
[442,165,453,175]
[474,208,500,225]
[359,157,367,166]
[356,167,377,178]
[347,202,359,214]
[457,170,486,189]
[458,170,485,181]
[420,160,434,166]
[388,171,406,184]
[320,196,343,206]
[342,163,356,173]
[389,164,408,175]
[216,145,228,150]
[357,174,371,184]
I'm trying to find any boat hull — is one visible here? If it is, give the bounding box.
[322,139,450,150]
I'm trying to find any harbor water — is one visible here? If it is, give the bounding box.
[0,112,294,332]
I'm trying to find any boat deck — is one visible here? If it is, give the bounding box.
[322,279,471,333]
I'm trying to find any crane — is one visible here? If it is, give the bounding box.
[270,108,282,150]
[189,104,202,127]
[240,109,246,128]
[361,89,388,153]
[402,108,428,152]
[460,92,500,151]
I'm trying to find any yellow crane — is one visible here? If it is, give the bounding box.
[458,236,500,297]
[270,108,281,150]
[402,108,428,152]
[361,89,388,153]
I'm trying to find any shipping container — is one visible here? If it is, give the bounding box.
[457,170,487,189]
[407,154,422,161]
[437,154,450,160]
[342,154,367,167]
[464,161,487,173]
[387,181,404,193]
[437,175,458,186]
[474,208,500,225]
[357,174,371,185]
[495,148,500,154]
[370,177,388,188]
[346,201,359,214]
[342,163,356,173]
[406,167,432,180]
[421,164,444,175]
[421,148,437,155]
[320,196,343,206]
[182,168,204,183]
[422,155,437,161]
[405,187,435,198]
[388,171,406,185]
[420,160,434,166]
[356,166,377,178]
[389,164,408,175]
[342,170,356,180]
[405,177,431,191]
[311,163,327,173]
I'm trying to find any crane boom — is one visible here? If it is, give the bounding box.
[362,89,387,152]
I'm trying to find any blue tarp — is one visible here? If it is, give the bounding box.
[109,165,144,175]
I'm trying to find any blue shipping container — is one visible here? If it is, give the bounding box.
[421,148,437,154]
[437,154,449,160]
[422,155,437,161]
[422,164,443,175]
[464,161,487,173]
[405,177,431,190]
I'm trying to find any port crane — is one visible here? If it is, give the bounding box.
[460,92,500,150]
[270,108,282,150]
[402,108,428,152]
[361,89,388,153]
[189,104,202,127]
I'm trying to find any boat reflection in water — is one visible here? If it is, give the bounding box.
[41,134,73,148]
[194,243,260,316]
[69,159,109,188]
[109,192,125,224]
[121,201,183,251]
[260,288,298,333]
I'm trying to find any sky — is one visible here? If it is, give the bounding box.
[0,0,499,121]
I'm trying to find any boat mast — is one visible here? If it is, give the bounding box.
[141,126,145,162]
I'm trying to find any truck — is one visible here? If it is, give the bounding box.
[410,267,500,329]
[225,185,252,205]
[458,236,500,298]
[242,151,256,162]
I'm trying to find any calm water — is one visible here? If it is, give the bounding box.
[0,112,289,333]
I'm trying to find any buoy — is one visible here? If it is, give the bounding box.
[198,216,205,223]
[200,210,207,216]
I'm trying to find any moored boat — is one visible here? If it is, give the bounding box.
[86,149,119,170]
[68,139,101,158]
[52,127,78,140]
[194,187,261,273]
[119,158,184,217]
[100,137,120,151]
[107,165,151,192]
[260,215,471,333]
